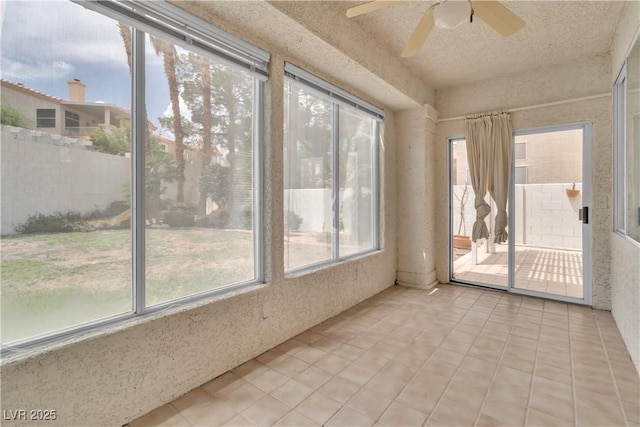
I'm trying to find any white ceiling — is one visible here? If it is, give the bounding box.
[337,1,626,89]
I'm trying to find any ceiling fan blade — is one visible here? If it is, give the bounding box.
[401,8,435,58]
[346,1,404,18]
[473,0,525,36]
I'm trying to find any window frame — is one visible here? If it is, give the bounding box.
[614,63,627,235]
[514,140,527,161]
[64,110,80,128]
[2,0,267,353]
[283,64,382,275]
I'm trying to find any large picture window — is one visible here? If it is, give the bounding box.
[284,65,381,272]
[0,0,266,347]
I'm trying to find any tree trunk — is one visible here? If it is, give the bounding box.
[199,58,212,215]
[162,46,185,203]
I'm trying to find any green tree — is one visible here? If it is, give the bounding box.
[1,104,30,128]
[89,123,130,155]
[173,53,254,217]
[146,141,178,220]
[200,163,231,210]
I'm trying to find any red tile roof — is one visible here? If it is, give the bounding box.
[1,79,63,102]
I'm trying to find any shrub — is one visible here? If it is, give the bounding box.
[15,212,80,234]
[162,203,196,227]
[284,210,303,232]
[210,209,230,229]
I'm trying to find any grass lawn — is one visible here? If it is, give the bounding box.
[1,228,255,343]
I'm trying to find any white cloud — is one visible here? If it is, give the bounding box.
[1,0,130,79]
[2,58,75,81]
[162,96,192,121]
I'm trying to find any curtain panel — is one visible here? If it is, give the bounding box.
[466,111,512,243]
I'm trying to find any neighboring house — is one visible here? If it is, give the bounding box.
[1,78,128,138]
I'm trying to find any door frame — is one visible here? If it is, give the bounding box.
[508,122,592,306]
[447,122,593,306]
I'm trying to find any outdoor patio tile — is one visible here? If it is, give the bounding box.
[201,372,245,397]
[529,390,574,422]
[313,353,351,375]
[272,355,310,377]
[171,389,236,426]
[218,382,267,413]
[231,359,268,381]
[246,368,290,393]
[364,372,408,400]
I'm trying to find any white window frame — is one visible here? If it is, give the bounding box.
[514,140,527,161]
[614,64,627,235]
[284,64,383,274]
[2,0,267,353]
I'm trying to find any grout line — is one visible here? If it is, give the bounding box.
[469,293,531,427]
[593,311,630,426]
[567,307,579,427]
[521,309,544,426]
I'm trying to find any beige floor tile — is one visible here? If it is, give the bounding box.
[313,353,351,375]
[294,346,329,365]
[129,285,638,427]
[347,387,392,420]
[171,389,236,427]
[201,372,245,397]
[364,372,407,400]
[427,395,479,426]
[378,402,428,427]
[525,407,573,426]
[242,395,291,427]
[246,368,290,393]
[271,378,314,408]
[319,376,361,404]
[326,406,375,427]
[529,390,574,423]
[271,355,310,377]
[276,338,307,355]
[231,360,268,381]
[224,413,257,426]
[218,382,266,413]
[294,365,333,390]
[130,404,192,427]
[296,392,342,425]
[273,411,319,427]
[577,404,627,427]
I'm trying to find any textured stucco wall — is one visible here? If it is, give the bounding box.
[433,55,613,310]
[0,22,400,427]
[610,1,640,374]
[395,106,438,289]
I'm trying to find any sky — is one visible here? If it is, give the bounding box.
[1,0,172,131]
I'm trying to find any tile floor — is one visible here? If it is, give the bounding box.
[453,245,583,299]
[128,284,639,427]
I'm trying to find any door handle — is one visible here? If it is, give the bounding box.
[579,207,589,224]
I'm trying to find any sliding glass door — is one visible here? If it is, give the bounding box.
[449,123,592,304]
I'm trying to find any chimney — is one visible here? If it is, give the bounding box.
[67,79,86,102]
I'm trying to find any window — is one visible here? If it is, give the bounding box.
[284,64,381,271]
[65,110,80,128]
[514,141,527,160]
[0,0,267,347]
[514,166,528,184]
[36,109,56,128]
[614,34,640,244]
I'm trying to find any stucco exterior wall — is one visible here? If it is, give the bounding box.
[434,54,613,310]
[610,0,640,374]
[1,84,61,133]
[0,50,399,427]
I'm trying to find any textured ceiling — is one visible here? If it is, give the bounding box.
[335,1,625,89]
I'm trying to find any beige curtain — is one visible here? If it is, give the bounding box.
[466,112,512,243]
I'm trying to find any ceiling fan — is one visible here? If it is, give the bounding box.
[346,0,525,57]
